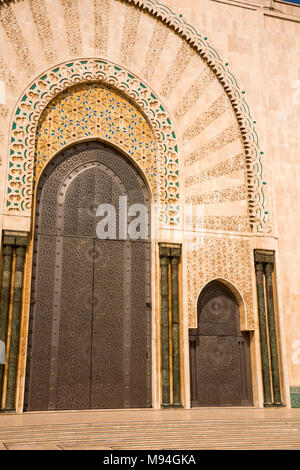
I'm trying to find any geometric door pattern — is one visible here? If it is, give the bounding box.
[24,141,151,410]
[189,281,253,407]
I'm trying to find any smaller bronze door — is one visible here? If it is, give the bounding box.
[189,281,253,407]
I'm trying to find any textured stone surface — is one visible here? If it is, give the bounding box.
[0,407,300,449]
[0,0,299,408]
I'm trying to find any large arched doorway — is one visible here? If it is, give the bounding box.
[24,141,152,411]
[189,281,253,407]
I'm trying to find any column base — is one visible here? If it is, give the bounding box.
[264,402,284,408]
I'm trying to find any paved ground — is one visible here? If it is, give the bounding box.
[0,407,300,450]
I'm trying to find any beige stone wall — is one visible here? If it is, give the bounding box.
[0,0,299,406]
[164,0,300,391]
[173,0,300,402]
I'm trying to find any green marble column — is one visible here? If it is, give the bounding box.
[265,262,282,405]
[171,248,182,408]
[5,235,27,411]
[0,243,13,405]
[159,246,170,407]
[255,262,272,406]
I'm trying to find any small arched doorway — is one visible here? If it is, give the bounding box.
[24,141,152,411]
[189,281,253,407]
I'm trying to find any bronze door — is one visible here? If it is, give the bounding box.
[24,141,151,411]
[189,281,253,407]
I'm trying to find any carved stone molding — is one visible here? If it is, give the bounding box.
[3,0,271,232]
[186,238,254,330]
[34,82,158,198]
[122,0,271,233]
[6,58,179,225]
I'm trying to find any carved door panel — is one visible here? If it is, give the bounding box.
[24,141,151,411]
[189,281,253,407]
[53,236,94,410]
[91,239,151,409]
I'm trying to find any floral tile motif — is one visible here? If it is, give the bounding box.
[35,83,158,197]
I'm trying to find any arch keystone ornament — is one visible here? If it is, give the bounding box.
[6,58,180,227]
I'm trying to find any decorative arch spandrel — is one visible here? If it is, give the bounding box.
[186,238,255,330]
[6,59,180,227]
[2,0,270,233]
[34,82,158,195]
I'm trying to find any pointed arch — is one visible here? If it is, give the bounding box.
[5,58,179,227]
[4,0,271,232]
[195,277,248,331]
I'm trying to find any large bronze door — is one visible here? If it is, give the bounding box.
[189,281,253,407]
[24,141,151,411]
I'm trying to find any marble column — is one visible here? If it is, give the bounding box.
[159,243,182,408]
[255,261,272,406]
[159,245,170,407]
[0,232,28,412]
[5,244,27,411]
[0,243,13,403]
[171,247,182,408]
[265,262,282,405]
